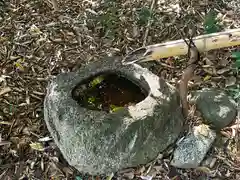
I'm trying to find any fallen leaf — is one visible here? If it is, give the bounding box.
[0,87,11,96]
[219,57,229,66]
[0,121,12,125]
[75,176,82,180]
[209,157,217,168]
[153,165,165,172]
[203,57,214,65]
[29,24,42,35]
[123,172,134,179]
[29,142,45,151]
[14,58,25,72]
[225,76,236,87]
[203,75,211,81]
[195,166,211,174]
[62,167,73,175]
[38,136,52,142]
[217,68,231,74]
[0,36,8,42]
[140,175,153,180]
[135,166,146,175]
[0,141,11,146]
[106,172,114,180]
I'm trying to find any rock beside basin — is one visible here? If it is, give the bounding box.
[171,124,216,168]
[189,88,237,130]
[44,57,185,175]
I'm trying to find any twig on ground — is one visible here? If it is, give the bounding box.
[143,0,156,46]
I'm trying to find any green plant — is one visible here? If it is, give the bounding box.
[87,96,96,105]
[203,11,240,101]
[110,104,124,113]
[231,52,240,72]
[89,75,105,88]
[97,0,120,38]
[203,10,221,34]
[136,7,154,26]
[226,85,240,101]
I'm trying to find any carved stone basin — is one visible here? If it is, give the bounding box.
[44,57,185,175]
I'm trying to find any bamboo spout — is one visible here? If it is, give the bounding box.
[122,28,240,65]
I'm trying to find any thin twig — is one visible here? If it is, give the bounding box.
[143,0,156,46]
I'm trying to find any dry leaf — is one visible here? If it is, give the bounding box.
[195,166,211,174]
[225,76,236,87]
[0,141,11,146]
[217,68,231,74]
[209,157,217,168]
[29,142,45,151]
[29,24,42,35]
[140,175,153,180]
[38,136,52,142]
[0,87,11,96]
[123,172,135,179]
[203,75,211,81]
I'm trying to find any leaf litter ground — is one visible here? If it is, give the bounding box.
[0,0,240,179]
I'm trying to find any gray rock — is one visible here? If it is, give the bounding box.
[170,124,216,169]
[44,57,185,175]
[190,88,237,130]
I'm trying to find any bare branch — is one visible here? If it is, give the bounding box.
[178,27,200,118]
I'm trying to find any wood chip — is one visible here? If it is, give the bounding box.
[0,87,11,96]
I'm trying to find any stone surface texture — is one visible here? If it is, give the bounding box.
[44,57,185,175]
[190,88,237,130]
[171,124,216,169]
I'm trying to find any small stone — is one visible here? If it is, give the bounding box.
[189,88,237,130]
[170,124,216,169]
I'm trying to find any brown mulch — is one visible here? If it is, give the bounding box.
[0,0,240,179]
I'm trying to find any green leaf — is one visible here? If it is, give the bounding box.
[231,51,240,59]
[231,52,240,69]
[203,10,220,34]
[29,142,45,151]
[87,96,96,104]
[89,75,105,88]
[137,7,153,25]
[235,59,240,68]
[110,104,124,112]
[75,176,82,180]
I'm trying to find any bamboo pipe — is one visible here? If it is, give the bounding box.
[122,28,240,65]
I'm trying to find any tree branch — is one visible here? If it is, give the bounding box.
[178,27,200,118]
